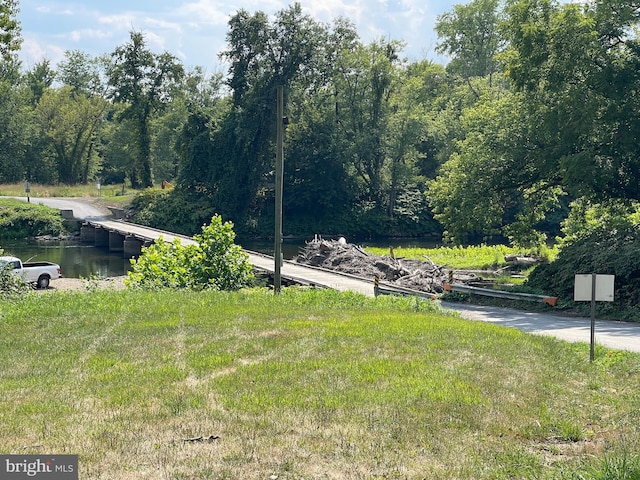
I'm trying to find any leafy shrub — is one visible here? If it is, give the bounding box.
[558,198,640,247]
[0,201,68,238]
[126,215,254,291]
[129,188,217,236]
[526,225,640,315]
[0,248,32,297]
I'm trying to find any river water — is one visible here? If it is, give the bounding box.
[0,236,439,279]
[0,238,131,278]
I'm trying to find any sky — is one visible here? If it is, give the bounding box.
[17,0,459,72]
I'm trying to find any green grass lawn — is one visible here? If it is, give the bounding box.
[1,288,639,479]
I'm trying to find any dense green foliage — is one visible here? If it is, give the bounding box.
[0,199,69,238]
[107,32,184,188]
[527,224,640,318]
[525,199,640,318]
[127,188,217,236]
[3,0,640,245]
[126,214,253,290]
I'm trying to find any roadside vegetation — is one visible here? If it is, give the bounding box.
[366,244,558,271]
[126,214,254,291]
[0,247,32,297]
[1,288,639,479]
[0,182,136,205]
[0,198,71,239]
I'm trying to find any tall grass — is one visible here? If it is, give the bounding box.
[366,244,559,270]
[1,288,638,479]
[0,182,136,202]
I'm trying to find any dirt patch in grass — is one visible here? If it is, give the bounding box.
[39,276,127,292]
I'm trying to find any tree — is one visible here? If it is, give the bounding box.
[501,0,640,202]
[435,0,505,89]
[332,38,404,211]
[429,0,640,246]
[428,81,565,246]
[24,60,55,105]
[0,81,32,182]
[35,86,106,184]
[57,50,107,97]
[181,3,327,224]
[154,67,225,184]
[107,31,184,188]
[0,0,21,64]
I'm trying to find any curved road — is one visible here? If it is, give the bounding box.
[10,196,109,219]
[442,302,640,354]
[8,195,640,353]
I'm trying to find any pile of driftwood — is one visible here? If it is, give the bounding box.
[294,237,454,295]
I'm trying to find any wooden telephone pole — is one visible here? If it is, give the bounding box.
[274,85,284,293]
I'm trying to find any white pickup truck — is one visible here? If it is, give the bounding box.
[0,256,62,289]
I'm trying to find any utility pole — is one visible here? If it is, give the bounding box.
[274,85,284,293]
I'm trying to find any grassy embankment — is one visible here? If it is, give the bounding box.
[1,288,639,479]
[0,181,135,206]
[366,244,558,271]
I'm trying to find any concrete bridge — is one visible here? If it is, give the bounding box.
[80,218,378,297]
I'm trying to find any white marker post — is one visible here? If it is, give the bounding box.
[574,274,615,361]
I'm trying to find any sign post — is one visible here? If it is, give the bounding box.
[574,274,615,361]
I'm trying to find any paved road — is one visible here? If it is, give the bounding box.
[9,196,108,219]
[442,302,640,353]
[9,195,640,353]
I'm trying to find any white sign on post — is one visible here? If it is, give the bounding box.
[574,274,615,362]
[574,274,615,302]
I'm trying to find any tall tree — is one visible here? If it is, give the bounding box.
[57,50,107,97]
[435,0,504,90]
[199,3,326,222]
[501,0,640,202]
[331,38,405,213]
[24,60,56,105]
[0,0,21,63]
[0,82,34,182]
[107,31,184,188]
[36,86,106,184]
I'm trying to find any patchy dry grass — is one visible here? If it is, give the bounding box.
[1,288,639,479]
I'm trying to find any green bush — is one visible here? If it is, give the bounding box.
[126,215,254,291]
[526,225,640,317]
[129,188,217,236]
[0,248,32,297]
[0,201,68,238]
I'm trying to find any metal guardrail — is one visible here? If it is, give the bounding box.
[444,283,558,306]
[373,274,439,301]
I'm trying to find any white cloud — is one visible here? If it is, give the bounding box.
[17,0,456,70]
[20,37,65,67]
[67,28,114,42]
[179,1,229,27]
[98,13,136,27]
[302,0,363,22]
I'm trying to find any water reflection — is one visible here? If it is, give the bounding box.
[0,239,131,278]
